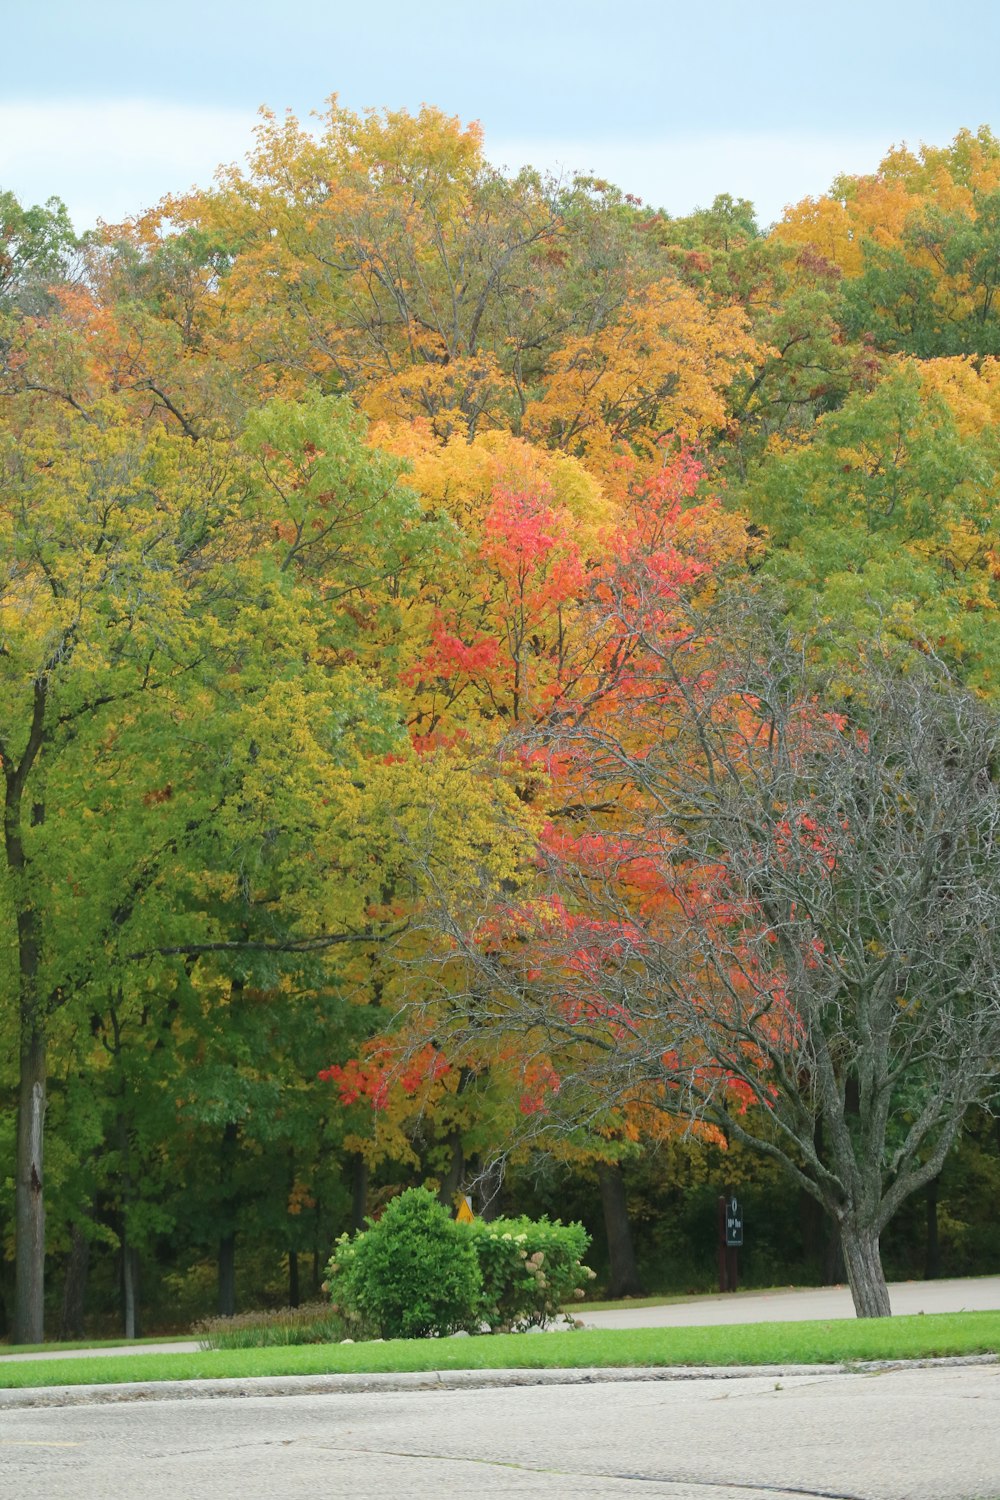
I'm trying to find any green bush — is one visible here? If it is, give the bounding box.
[467,1216,594,1331]
[327,1187,482,1339]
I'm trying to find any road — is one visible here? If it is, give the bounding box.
[2,1364,999,1499]
[580,1274,1000,1329]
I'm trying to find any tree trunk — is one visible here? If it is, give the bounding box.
[122,1245,140,1340]
[14,1023,46,1345]
[7,697,49,1348]
[218,1233,236,1317]
[59,1220,90,1340]
[597,1162,645,1299]
[288,1250,300,1308]
[841,1220,891,1317]
[117,1094,138,1338]
[436,1132,464,1210]
[823,1218,845,1285]
[217,1120,238,1317]
[477,1158,504,1222]
[798,1186,823,1270]
[924,1177,941,1281]
[350,1154,369,1233]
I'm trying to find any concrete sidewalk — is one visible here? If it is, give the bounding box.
[580,1273,1000,1328]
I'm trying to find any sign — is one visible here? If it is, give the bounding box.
[725,1196,743,1247]
[455,1194,475,1224]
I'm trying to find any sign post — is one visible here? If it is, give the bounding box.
[717,1193,743,1291]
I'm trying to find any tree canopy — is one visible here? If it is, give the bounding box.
[5,112,1000,1336]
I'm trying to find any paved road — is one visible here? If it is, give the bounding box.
[0,1340,202,1364]
[581,1274,1000,1329]
[2,1365,999,1499]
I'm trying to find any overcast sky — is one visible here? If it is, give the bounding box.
[4,0,999,231]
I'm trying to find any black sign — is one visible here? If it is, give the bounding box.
[725,1196,743,1247]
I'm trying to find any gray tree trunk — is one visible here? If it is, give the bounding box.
[823,1219,846,1285]
[477,1158,504,1222]
[8,764,47,1346]
[217,1120,238,1316]
[14,1025,46,1345]
[218,1233,236,1317]
[924,1178,940,1280]
[350,1154,369,1233]
[59,1220,91,1340]
[122,1245,139,1340]
[597,1162,645,1299]
[841,1220,891,1317]
[436,1132,464,1210]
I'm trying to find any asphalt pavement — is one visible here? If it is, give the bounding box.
[580,1273,1000,1329]
[3,1365,999,1499]
[3,1280,999,1497]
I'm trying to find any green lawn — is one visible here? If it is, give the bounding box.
[2,1312,998,1389]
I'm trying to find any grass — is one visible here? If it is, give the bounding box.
[1,1311,997,1390]
[195,1302,343,1349]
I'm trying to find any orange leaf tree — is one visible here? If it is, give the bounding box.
[320,426,753,1206]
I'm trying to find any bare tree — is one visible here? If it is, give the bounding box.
[426,604,1000,1317]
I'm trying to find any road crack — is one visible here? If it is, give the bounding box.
[314,1441,866,1498]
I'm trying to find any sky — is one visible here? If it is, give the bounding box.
[3,0,999,232]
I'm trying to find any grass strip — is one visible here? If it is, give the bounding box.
[1,1311,998,1389]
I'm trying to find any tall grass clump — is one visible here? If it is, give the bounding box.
[196,1302,345,1350]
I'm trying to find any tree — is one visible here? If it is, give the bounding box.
[739,364,1000,693]
[643,201,873,477]
[0,391,257,1342]
[139,101,563,436]
[524,277,759,488]
[316,427,753,1201]
[426,600,1000,1317]
[0,191,77,313]
[0,365,506,1341]
[774,128,1000,360]
[111,102,765,483]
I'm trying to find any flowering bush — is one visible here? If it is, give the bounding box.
[328,1190,595,1339]
[326,1187,482,1339]
[467,1215,594,1331]
[327,1189,595,1339]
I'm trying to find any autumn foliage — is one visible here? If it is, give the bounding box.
[5,108,1000,1339]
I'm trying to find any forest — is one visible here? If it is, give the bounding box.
[3,104,1000,1340]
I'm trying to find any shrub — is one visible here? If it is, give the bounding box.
[195,1302,345,1350]
[327,1187,482,1339]
[467,1215,594,1331]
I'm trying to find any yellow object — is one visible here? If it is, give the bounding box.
[455,1195,475,1223]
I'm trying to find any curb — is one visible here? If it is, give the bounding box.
[2,1354,996,1409]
